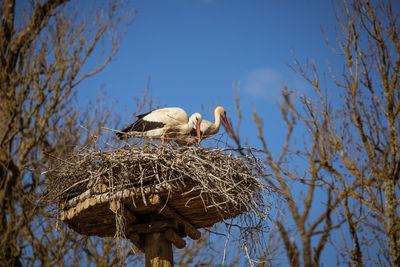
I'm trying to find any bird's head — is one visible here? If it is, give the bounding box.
[190,112,202,143]
[216,106,233,136]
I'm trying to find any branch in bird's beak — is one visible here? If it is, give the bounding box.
[223,116,233,136]
[196,122,201,143]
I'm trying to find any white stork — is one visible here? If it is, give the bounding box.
[176,106,233,145]
[116,107,202,144]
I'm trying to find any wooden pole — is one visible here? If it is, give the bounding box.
[144,231,173,267]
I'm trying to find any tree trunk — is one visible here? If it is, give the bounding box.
[384,177,400,267]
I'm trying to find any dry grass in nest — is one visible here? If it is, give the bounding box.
[46,142,271,253]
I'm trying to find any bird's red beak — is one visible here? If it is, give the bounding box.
[196,122,201,143]
[223,116,233,136]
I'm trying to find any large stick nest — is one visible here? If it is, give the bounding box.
[47,144,270,250]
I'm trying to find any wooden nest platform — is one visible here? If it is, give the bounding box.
[47,145,268,251]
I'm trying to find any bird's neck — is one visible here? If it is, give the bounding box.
[186,120,195,131]
[182,118,196,132]
[213,110,221,130]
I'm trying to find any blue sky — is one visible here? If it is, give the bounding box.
[78,0,343,151]
[77,0,348,264]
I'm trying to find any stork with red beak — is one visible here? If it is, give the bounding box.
[176,106,233,145]
[116,107,202,144]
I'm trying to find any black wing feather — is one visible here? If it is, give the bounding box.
[190,128,205,136]
[136,110,154,120]
[116,117,165,139]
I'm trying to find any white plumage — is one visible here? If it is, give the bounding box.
[117,107,202,144]
[175,106,232,145]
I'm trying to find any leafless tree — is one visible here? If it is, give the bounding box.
[289,0,400,265]
[232,0,399,266]
[0,0,140,265]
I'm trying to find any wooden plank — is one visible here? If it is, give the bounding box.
[129,220,176,234]
[66,207,75,220]
[148,194,160,206]
[94,183,108,193]
[62,185,170,210]
[89,196,97,206]
[76,201,82,214]
[159,205,201,240]
[83,198,90,209]
[123,206,137,223]
[129,232,145,252]
[165,229,186,249]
